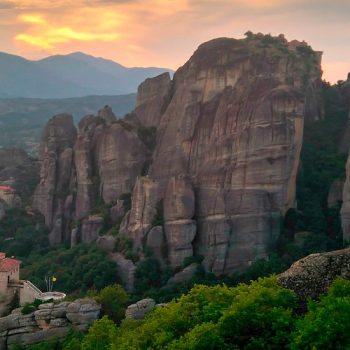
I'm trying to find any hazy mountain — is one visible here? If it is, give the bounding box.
[0,94,136,154]
[0,51,173,98]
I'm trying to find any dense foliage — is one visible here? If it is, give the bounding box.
[0,209,49,257]
[89,284,129,323]
[21,244,117,295]
[18,277,350,350]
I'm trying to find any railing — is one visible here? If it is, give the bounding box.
[24,280,42,295]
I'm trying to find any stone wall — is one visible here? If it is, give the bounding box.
[0,298,100,349]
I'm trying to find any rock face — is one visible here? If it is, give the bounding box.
[110,253,136,292]
[33,114,77,245]
[328,178,344,208]
[0,201,5,221]
[134,72,172,127]
[138,35,321,274]
[163,175,196,267]
[341,154,350,242]
[125,298,156,320]
[33,107,147,245]
[34,35,324,275]
[0,299,100,349]
[120,177,159,252]
[340,79,350,242]
[278,248,350,302]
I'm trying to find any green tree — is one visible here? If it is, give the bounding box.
[290,278,350,350]
[93,284,129,323]
[82,316,117,350]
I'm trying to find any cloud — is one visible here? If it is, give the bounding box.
[15,8,124,48]
[2,0,350,82]
[0,1,16,8]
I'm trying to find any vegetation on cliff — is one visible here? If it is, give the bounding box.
[14,277,350,350]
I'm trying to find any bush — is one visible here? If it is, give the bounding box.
[290,278,350,350]
[81,316,117,350]
[93,284,129,323]
[21,244,117,295]
[110,276,297,350]
[21,303,36,315]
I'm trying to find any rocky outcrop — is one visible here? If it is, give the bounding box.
[96,235,117,252]
[146,35,322,274]
[33,34,324,275]
[134,72,172,127]
[328,178,344,208]
[278,248,350,302]
[81,215,104,243]
[341,151,350,242]
[98,123,146,204]
[125,298,156,320]
[110,200,126,223]
[33,114,77,245]
[163,175,196,267]
[0,299,100,349]
[166,263,198,286]
[110,253,136,291]
[145,226,166,265]
[33,107,147,245]
[120,177,159,252]
[97,105,117,124]
[0,201,5,221]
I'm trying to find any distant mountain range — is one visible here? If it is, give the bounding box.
[0,51,173,98]
[0,94,136,154]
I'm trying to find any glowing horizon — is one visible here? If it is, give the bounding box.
[0,0,349,82]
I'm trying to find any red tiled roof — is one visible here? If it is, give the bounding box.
[0,186,16,193]
[0,258,21,272]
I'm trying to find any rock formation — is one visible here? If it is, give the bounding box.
[341,155,350,242]
[125,298,156,320]
[33,107,147,246]
[163,175,196,267]
[33,114,77,245]
[34,34,324,275]
[278,248,350,302]
[133,72,172,127]
[120,176,159,252]
[117,34,323,275]
[0,299,100,349]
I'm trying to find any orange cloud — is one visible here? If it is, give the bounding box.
[15,9,124,48]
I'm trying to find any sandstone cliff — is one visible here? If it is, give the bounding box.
[123,34,323,274]
[34,34,323,276]
[339,78,350,241]
[33,108,147,245]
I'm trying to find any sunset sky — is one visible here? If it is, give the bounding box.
[0,0,348,83]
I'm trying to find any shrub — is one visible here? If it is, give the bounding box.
[81,316,117,350]
[93,284,129,323]
[290,278,350,350]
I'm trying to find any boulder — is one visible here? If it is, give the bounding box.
[96,235,117,252]
[166,263,198,286]
[97,105,117,124]
[125,298,156,320]
[66,299,101,325]
[110,253,136,291]
[81,215,104,243]
[146,226,166,264]
[278,248,350,302]
[110,200,126,222]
